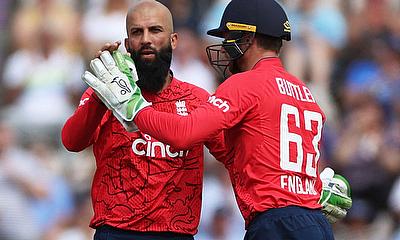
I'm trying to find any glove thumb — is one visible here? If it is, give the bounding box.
[320,167,335,181]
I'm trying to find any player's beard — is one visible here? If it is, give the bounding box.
[129,43,172,93]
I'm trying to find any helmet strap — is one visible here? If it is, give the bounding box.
[222,32,254,60]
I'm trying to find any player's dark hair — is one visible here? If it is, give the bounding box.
[255,33,283,53]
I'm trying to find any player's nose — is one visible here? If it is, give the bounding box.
[141,30,152,45]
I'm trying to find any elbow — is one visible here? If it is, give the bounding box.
[61,138,84,152]
[169,142,191,150]
[63,145,85,153]
[163,124,202,150]
[61,128,85,152]
[166,136,196,150]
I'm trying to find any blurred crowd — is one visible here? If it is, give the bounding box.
[0,0,399,239]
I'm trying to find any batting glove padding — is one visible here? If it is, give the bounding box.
[82,50,150,124]
[319,167,353,224]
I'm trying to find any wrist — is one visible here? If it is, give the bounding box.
[88,90,109,115]
[91,90,106,106]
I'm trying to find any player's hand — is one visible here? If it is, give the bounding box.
[94,41,139,92]
[82,50,150,123]
[319,167,353,224]
[95,41,122,58]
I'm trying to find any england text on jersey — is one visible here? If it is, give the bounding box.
[280,174,318,195]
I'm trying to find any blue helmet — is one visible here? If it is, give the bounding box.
[206,0,291,79]
[207,0,291,41]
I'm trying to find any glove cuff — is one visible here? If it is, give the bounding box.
[91,90,104,104]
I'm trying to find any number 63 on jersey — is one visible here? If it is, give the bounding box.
[279,103,323,195]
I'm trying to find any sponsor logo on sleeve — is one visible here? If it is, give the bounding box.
[207,96,230,113]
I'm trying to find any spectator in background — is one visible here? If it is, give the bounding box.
[9,0,81,54]
[332,0,400,117]
[0,117,74,240]
[166,0,196,30]
[197,163,245,240]
[161,0,213,32]
[2,7,85,144]
[0,0,14,92]
[342,37,400,121]
[27,140,75,240]
[326,0,400,238]
[54,196,94,240]
[171,27,217,94]
[81,0,129,57]
[282,0,347,124]
[198,0,230,42]
[0,120,41,240]
[198,207,233,240]
[332,95,395,238]
[389,177,400,240]
[382,90,400,240]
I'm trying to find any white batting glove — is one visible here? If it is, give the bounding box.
[82,50,150,125]
[319,167,353,224]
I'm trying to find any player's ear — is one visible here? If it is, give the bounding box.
[170,32,178,50]
[124,38,130,52]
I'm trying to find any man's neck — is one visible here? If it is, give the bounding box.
[241,51,277,72]
[159,72,173,93]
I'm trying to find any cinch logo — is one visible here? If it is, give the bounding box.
[132,134,189,158]
[208,96,230,112]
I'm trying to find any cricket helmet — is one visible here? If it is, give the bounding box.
[207,0,291,40]
[206,0,291,78]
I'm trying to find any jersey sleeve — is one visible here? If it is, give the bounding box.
[61,88,108,152]
[135,74,255,150]
[212,74,257,127]
[204,131,231,165]
[188,82,229,164]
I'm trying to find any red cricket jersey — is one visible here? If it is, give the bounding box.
[61,78,226,234]
[136,58,326,227]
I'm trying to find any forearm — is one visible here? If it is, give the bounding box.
[62,90,108,151]
[135,105,224,149]
[205,131,230,165]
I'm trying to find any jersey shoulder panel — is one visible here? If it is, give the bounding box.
[173,78,211,102]
[218,71,263,94]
